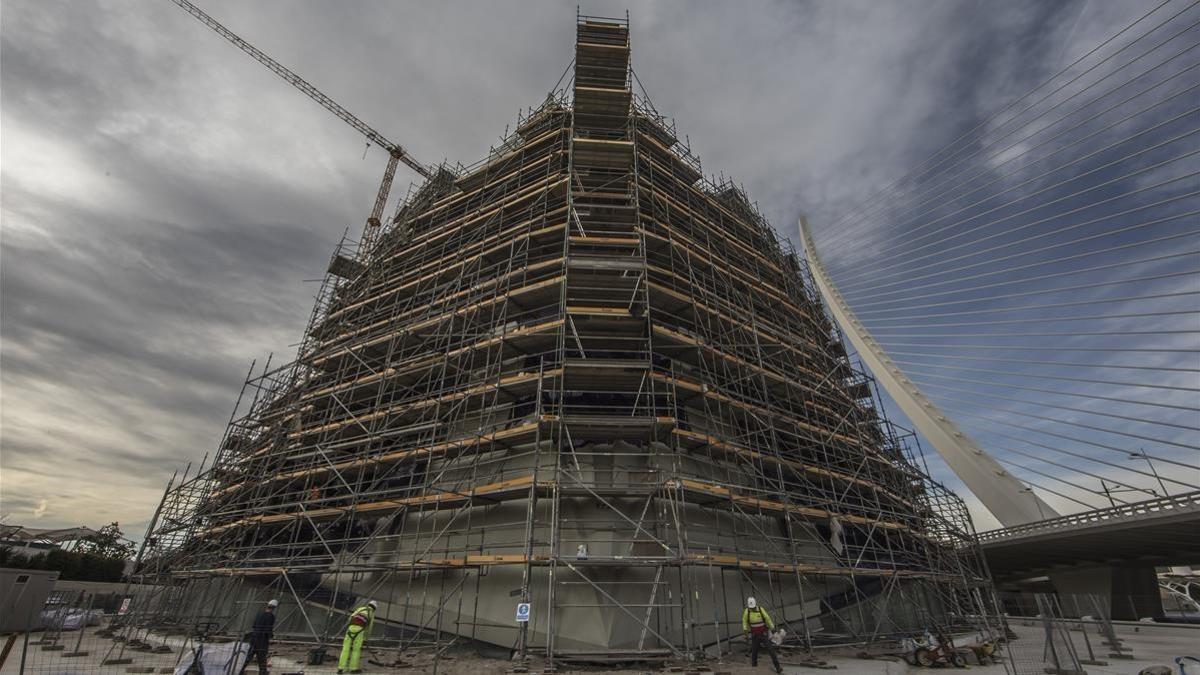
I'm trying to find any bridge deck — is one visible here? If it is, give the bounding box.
[979,491,1200,580]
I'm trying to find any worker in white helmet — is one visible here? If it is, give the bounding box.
[741,596,782,673]
[337,599,378,674]
[241,599,278,675]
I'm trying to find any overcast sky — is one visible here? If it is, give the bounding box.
[1,0,1175,537]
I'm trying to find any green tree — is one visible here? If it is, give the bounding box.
[76,522,135,560]
[0,525,131,582]
[0,546,29,567]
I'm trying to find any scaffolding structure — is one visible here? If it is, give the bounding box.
[124,14,997,665]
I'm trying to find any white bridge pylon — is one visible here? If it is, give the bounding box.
[799,218,1057,527]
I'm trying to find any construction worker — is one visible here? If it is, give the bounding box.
[337,599,377,674]
[741,596,782,673]
[242,599,277,675]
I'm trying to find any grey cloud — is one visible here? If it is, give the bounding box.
[1,0,1144,531]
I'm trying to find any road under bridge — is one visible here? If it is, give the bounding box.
[979,491,1200,619]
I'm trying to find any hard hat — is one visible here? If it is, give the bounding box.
[367,600,378,609]
[267,599,279,608]
[747,597,757,608]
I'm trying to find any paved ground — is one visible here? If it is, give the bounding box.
[3,620,1196,674]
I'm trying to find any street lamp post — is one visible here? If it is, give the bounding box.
[1099,479,1118,508]
[1129,448,1168,498]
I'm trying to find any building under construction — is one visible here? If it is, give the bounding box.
[129,15,995,664]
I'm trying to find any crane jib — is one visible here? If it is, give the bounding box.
[166,0,434,184]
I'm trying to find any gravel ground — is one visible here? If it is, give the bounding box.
[4,620,1196,674]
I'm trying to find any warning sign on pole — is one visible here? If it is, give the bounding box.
[515,602,531,623]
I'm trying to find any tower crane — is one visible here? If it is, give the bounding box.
[166,0,434,251]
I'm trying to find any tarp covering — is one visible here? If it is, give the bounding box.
[39,607,104,630]
[174,641,250,675]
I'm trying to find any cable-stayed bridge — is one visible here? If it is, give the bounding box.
[801,0,1200,619]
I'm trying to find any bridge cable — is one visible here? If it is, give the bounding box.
[824,44,1200,263]
[849,253,1199,308]
[819,0,1198,250]
[808,0,1200,509]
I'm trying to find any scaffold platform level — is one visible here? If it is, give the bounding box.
[125,12,998,664]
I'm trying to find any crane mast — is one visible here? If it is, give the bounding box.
[167,0,434,251]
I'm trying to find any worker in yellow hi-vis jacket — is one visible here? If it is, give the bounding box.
[741,597,782,673]
[337,599,376,674]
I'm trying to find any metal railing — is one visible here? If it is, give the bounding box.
[977,489,1200,543]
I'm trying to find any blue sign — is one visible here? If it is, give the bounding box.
[515,602,531,623]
